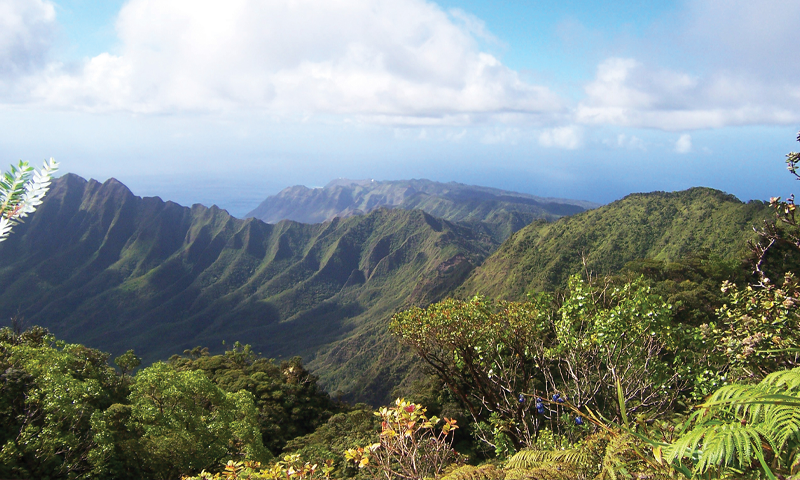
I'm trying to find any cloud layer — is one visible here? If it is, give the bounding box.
[27,0,564,122]
[2,0,799,134]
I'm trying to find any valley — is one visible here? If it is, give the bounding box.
[0,174,773,404]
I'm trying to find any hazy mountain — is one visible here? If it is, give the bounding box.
[0,174,497,404]
[460,187,772,299]
[246,178,599,242]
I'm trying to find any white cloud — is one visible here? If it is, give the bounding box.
[675,134,692,154]
[604,133,646,151]
[0,0,56,103]
[6,0,800,136]
[538,126,582,150]
[575,0,800,131]
[447,8,504,47]
[19,0,563,124]
[0,0,55,78]
[576,57,800,130]
[481,127,520,145]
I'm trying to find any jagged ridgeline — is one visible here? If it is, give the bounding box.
[460,187,773,299]
[0,174,496,404]
[246,178,598,242]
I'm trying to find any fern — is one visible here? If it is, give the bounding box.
[505,463,585,480]
[505,447,591,471]
[440,464,506,480]
[665,366,800,478]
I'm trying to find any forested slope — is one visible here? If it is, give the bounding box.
[460,187,772,299]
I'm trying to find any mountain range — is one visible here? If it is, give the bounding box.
[0,175,773,403]
[246,178,599,242]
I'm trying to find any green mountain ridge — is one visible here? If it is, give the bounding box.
[460,187,773,299]
[0,174,497,404]
[246,178,598,242]
[0,176,775,404]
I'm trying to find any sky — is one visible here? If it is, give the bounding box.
[1,0,799,217]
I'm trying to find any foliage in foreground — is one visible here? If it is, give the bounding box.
[0,328,341,480]
[169,343,337,456]
[0,158,58,242]
[391,275,689,452]
[344,398,462,480]
[663,367,800,478]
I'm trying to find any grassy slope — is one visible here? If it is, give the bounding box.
[459,188,772,300]
[0,174,496,404]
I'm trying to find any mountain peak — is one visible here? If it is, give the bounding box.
[324,178,377,188]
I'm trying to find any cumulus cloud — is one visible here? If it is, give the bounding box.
[674,134,692,154]
[575,0,800,131]
[538,126,582,150]
[0,0,56,103]
[576,57,800,130]
[0,0,55,78]
[23,0,563,123]
[5,0,800,135]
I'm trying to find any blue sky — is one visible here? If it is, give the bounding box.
[1,0,798,216]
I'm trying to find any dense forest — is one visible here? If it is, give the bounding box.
[1,133,799,479]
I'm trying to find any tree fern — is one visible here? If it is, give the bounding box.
[665,366,800,478]
[440,464,506,480]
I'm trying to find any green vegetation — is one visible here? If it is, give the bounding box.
[460,187,772,298]
[168,343,337,455]
[0,329,345,479]
[0,176,496,403]
[664,367,800,478]
[4,134,800,479]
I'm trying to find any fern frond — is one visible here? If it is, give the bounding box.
[665,420,766,474]
[761,367,800,392]
[505,448,590,471]
[439,464,506,480]
[764,403,800,451]
[505,449,552,469]
[597,433,639,480]
[505,463,584,480]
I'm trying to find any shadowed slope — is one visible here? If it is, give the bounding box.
[0,174,496,403]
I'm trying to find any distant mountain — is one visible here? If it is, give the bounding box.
[459,187,773,299]
[246,179,599,242]
[0,174,497,404]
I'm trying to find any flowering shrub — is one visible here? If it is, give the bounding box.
[344,399,461,480]
[183,456,334,480]
[697,273,800,388]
